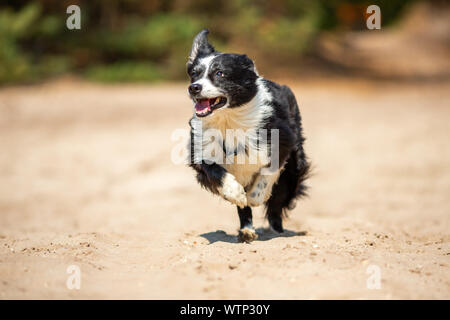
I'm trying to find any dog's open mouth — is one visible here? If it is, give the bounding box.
[194,97,227,117]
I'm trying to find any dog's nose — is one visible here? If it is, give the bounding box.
[189,83,202,95]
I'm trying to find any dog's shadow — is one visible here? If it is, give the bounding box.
[200,228,307,244]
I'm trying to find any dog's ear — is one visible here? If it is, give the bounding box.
[239,54,258,74]
[188,29,215,66]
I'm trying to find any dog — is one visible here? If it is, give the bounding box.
[187,29,310,242]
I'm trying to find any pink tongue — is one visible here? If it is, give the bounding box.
[195,99,211,111]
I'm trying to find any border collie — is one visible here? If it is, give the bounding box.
[187,29,310,242]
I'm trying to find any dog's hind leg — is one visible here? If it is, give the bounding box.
[266,203,284,233]
[237,206,258,243]
[265,147,310,233]
[265,174,291,233]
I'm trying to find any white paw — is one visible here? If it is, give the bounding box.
[220,173,247,208]
[238,227,258,243]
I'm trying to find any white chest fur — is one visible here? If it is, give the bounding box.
[190,78,273,188]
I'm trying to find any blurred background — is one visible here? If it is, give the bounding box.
[0,1,449,299]
[1,0,449,84]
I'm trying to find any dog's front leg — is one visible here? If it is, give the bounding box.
[247,168,282,207]
[218,172,248,208]
[192,162,247,208]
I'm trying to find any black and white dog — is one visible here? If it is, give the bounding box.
[187,29,310,242]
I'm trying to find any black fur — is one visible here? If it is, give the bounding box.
[237,206,253,229]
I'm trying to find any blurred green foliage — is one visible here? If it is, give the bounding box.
[0,3,68,83]
[0,0,416,84]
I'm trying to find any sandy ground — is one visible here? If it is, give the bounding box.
[0,78,449,299]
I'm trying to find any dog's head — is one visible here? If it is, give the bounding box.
[187,29,258,117]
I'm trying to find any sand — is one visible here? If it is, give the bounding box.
[0,78,449,299]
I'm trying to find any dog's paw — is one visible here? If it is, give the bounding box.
[238,227,258,243]
[247,177,268,207]
[220,173,247,208]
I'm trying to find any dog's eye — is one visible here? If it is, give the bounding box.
[191,70,198,77]
[215,71,224,77]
